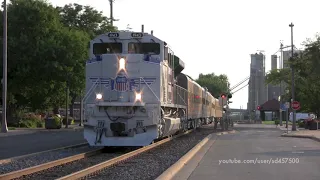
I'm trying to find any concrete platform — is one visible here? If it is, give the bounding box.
[0,125,86,159]
[171,124,320,180]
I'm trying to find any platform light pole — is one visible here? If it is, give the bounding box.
[1,0,8,133]
[289,22,297,131]
[79,90,83,126]
[109,0,114,26]
[279,42,283,126]
[65,75,69,128]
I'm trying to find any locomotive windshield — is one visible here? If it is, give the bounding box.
[93,43,122,55]
[128,42,160,55]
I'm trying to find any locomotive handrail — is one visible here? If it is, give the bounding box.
[140,77,160,102]
[174,85,187,105]
[83,78,100,102]
[80,78,100,123]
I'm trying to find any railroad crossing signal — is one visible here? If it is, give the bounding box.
[291,101,300,110]
[257,105,261,111]
[220,93,227,106]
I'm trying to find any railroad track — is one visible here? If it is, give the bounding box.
[0,147,103,180]
[0,129,194,180]
[57,130,193,180]
[0,143,88,165]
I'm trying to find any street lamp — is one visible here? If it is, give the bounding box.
[289,22,297,131]
[1,0,8,133]
[65,75,69,128]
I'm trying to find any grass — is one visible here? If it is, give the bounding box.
[262,120,292,125]
[262,121,276,125]
[0,126,16,130]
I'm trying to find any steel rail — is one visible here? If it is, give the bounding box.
[57,129,194,180]
[0,148,102,180]
[0,142,88,165]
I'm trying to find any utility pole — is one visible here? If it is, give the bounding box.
[109,0,114,26]
[289,22,296,131]
[79,90,83,126]
[279,42,283,126]
[1,0,8,133]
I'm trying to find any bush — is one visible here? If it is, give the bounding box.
[298,121,305,128]
[274,120,280,125]
[62,116,75,125]
[19,113,44,128]
[53,115,62,127]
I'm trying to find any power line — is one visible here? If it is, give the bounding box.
[231,83,249,95]
[230,76,250,91]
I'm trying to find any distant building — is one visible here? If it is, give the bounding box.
[267,55,280,101]
[247,52,267,115]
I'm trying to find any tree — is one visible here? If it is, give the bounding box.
[195,73,230,98]
[56,3,118,38]
[0,0,89,123]
[265,35,320,116]
[56,3,118,117]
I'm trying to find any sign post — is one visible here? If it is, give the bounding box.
[291,101,300,132]
[285,102,290,132]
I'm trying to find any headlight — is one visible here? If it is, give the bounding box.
[135,93,142,101]
[96,93,103,100]
[119,58,126,70]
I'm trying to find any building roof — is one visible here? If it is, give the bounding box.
[260,99,280,111]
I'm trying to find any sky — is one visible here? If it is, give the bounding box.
[51,0,320,109]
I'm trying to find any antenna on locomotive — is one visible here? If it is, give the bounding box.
[151,30,153,35]
[141,24,144,33]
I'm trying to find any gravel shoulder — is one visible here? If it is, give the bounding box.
[89,125,220,180]
[0,145,100,175]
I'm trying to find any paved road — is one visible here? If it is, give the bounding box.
[0,130,86,159]
[175,124,320,180]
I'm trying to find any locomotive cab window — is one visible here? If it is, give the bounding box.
[128,42,160,55]
[93,43,122,55]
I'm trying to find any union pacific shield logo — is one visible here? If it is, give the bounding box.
[111,76,129,92]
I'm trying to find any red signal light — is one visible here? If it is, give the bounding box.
[257,106,261,110]
[221,94,226,99]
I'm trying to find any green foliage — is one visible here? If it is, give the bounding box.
[0,0,102,119]
[262,121,275,125]
[265,35,320,117]
[18,113,44,128]
[298,121,305,128]
[56,3,118,38]
[53,115,62,126]
[56,3,118,104]
[196,73,230,98]
[274,120,280,125]
[62,116,75,125]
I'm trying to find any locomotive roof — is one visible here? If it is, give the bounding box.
[180,73,203,89]
[92,31,163,42]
